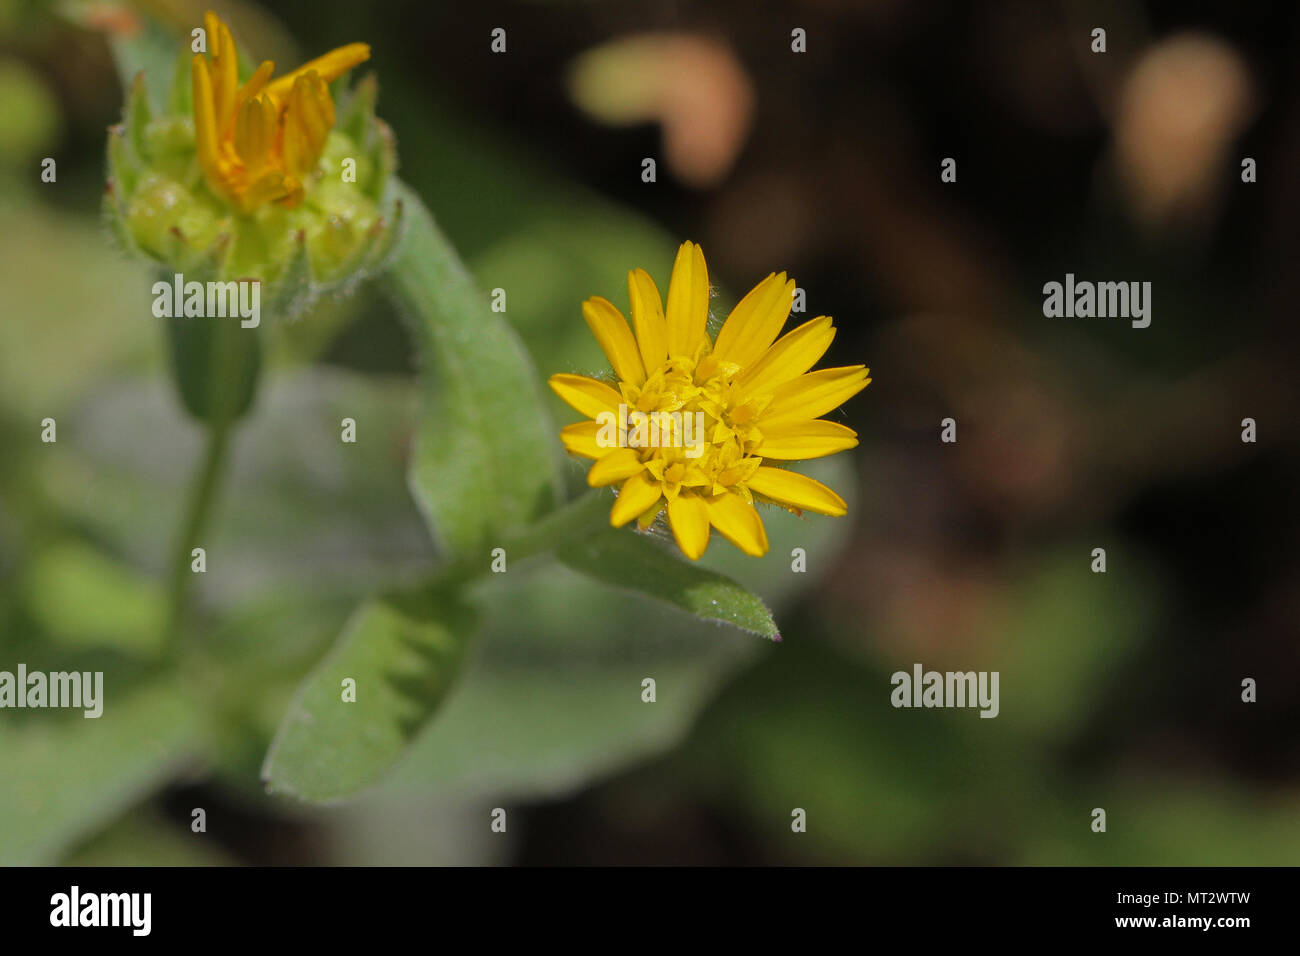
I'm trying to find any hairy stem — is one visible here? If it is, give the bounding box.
[162,420,231,657]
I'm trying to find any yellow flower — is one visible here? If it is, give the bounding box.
[549,241,871,560]
[191,11,370,212]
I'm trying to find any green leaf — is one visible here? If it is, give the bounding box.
[22,540,165,657]
[0,203,157,421]
[0,678,205,864]
[262,588,477,803]
[557,527,779,640]
[383,181,561,555]
[386,561,761,799]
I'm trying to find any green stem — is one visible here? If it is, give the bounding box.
[162,420,232,657]
[424,487,614,594]
[161,304,248,658]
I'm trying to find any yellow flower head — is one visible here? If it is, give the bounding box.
[192,11,370,211]
[549,242,871,560]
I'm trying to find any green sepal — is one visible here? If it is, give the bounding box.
[166,46,193,117]
[336,74,397,202]
[161,247,261,424]
[262,229,315,320]
[166,310,261,424]
[127,72,152,153]
[365,120,398,202]
[106,126,137,196]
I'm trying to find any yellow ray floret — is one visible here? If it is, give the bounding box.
[549,241,871,560]
[191,10,370,212]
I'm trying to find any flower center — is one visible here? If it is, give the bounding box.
[620,345,765,500]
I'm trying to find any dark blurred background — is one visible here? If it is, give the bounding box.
[1,0,1297,864]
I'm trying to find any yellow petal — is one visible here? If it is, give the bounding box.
[560,420,605,459]
[587,448,644,487]
[204,11,220,55]
[627,268,667,373]
[667,493,710,559]
[293,73,334,175]
[242,169,289,210]
[712,272,795,368]
[282,74,333,178]
[191,55,224,189]
[298,72,333,139]
[265,42,372,105]
[737,316,835,399]
[760,366,872,427]
[548,373,623,419]
[233,60,275,116]
[281,84,304,177]
[664,241,709,358]
[706,492,769,556]
[746,466,847,516]
[313,73,337,132]
[234,94,276,170]
[755,419,858,460]
[216,19,240,132]
[583,296,645,386]
[610,471,662,527]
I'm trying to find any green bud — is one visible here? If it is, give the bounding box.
[104,65,401,320]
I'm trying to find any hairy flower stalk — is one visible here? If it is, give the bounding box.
[550,242,870,559]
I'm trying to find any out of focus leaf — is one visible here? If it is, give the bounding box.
[384,561,760,800]
[37,369,436,609]
[22,539,164,656]
[0,678,205,864]
[674,541,1164,863]
[0,59,61,166]
[262,588,477,803]
[681,634,987,863]
[992,542,1159,743]
[1022,779,1300,865]
[0,203,157,420]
